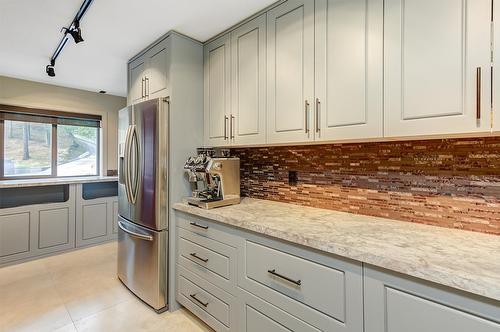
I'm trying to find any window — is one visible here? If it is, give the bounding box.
[0,105,101,179]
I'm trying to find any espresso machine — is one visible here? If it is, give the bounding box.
[184,149,240,209]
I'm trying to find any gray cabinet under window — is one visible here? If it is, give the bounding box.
[0,181,117,267]
[76,182,118,247]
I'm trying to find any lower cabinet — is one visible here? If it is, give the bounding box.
[0,186,76,266]
[0,182,118,267]
[174,211,500,332]
[364,266,500,332]
[76,184,118,247]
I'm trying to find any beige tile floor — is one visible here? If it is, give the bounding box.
[0,242,212,332]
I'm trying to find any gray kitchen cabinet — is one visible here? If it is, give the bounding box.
[174,211,364,332]
[75,184,118,247]
[128,37,169,105]
[384,0,492,137]
[315,0,383,141]
[144,38,169,99]
[230,14,267,146]
[38,207,71,249]
[204,33,231,147]
[238,289,321,332]
[0,185,76,266]
[364,265,500,332]
[0,212,30,258]
[128,56,147,105]
[266,0,315,144]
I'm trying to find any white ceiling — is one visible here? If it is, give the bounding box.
[0,0,276,97]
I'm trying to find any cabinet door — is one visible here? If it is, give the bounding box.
[315,0,383,141]
[364,266,500,332]
[204,34,231,146]
[128,56,146,105]
[145,38,169,100]
[267,0,315,144]
[230,15,266,146]
[384,0,492,137]
[494,0,500,132]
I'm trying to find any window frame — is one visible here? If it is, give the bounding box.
[0,108,101,180]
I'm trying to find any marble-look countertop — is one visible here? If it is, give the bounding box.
[0,176,118,189]
[173,198,500,302]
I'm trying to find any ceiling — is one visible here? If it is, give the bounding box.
[0,0,276,97]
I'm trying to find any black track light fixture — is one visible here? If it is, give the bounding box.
[45,0,94,77]
[46,60,56,77]
[63,20,84,44]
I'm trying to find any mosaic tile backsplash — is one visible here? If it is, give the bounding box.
[231,137,500,235]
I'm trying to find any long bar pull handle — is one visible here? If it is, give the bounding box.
[476,67,481,120]
[267,269,302,286]
[141,78,144,98]
[230,115,235,139]
[190,222,208,230]
[123,126,133,204]
[190,253,209,263]
[190,294,209,307]
[118,221,153,241]
[145,77,150,98]
[315,98,321,133]
[305,100,310,134]
[224,115,229,140]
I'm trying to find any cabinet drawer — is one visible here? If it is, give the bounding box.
[239,289,321,332]
[177,265,236,332]
[245,241,345,321]
[176,212,238,246]
[177,227,237,292]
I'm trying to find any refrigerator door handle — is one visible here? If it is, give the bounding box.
[118,220,153,241]
[129,125,140,204]
[124,125,134,203]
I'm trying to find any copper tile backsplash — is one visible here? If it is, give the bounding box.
[231,137,500,235]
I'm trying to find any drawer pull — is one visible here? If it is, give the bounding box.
[190,252,208,263]
[190,222,208,230]
[267,269,302,286]
[190,293,209,307]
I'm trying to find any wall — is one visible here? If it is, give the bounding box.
[232,137,500,235]
[0,76,126,173]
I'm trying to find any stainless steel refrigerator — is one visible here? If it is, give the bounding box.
[117,97,169,312]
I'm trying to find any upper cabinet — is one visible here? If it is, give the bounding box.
[266,0,315,144]
[204,34,231,147]
[127,38,169,105]
[128,57,147,105]
[315,0,383,141]
[231,14,267,145]
[384,0,492,137]
[203,0,497,147]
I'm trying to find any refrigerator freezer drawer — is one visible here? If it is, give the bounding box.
[117,216,167,311]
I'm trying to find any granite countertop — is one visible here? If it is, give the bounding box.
[0,176,118,189]
[173,198,500,302]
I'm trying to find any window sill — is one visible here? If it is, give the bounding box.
[0,176,118,189]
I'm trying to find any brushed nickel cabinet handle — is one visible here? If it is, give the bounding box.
[315,98,321,133]
[305,100,310,134]
[189,222,208,230]
[224,115,229,140]
[190,253,208,263]
[230,114,235,139]
[141,78,145,98]
[190,293,209,307]
[268,269,302,286]
[145,77,150,98]
[476,67,481,120]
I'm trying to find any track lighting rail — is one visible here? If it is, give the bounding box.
[46,0,94,77]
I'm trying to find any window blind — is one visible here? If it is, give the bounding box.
[0,104,102,128]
